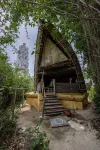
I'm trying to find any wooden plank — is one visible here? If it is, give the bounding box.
[45,108,64,113]
[44,105,64,110]
[56,83,80,93]
[45,102,61,106]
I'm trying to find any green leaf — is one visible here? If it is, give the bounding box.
[31,139,40,148]
[31,51,35,55]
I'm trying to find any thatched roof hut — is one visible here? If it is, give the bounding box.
[25,23,88,116]
[34,23,86,94]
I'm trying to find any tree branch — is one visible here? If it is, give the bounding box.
[79,0,100,13]
[95,0,100,6]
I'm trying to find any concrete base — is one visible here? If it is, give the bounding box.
[26,92,88,111]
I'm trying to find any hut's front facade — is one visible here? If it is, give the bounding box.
[26,24,88,116]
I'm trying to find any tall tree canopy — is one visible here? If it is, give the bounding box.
[0,0,100,84]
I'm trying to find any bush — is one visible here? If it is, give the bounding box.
[0,50,33,148]
[0,111,16,148]
[28,126,50,150]
[93,86,100,113]
[88,86,95,101]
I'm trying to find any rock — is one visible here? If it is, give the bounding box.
[73,118,85,124]
[68,120,85,131]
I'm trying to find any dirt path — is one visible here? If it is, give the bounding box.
[17,104,100,150]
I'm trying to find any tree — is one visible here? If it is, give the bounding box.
[0,0,100,84]
[1,0,100,111]
[0,48,34,147]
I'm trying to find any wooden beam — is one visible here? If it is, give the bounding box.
[39,60,73,71]
[38,67,75,75]
[53,79,56,94]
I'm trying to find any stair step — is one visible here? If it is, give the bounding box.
[44,105,64,110]
[45,95,56,97]
[44,112,63,116]
[45,97,59,99]
[44,108,65,113]
[45,96,58,99]
[43,94,64,117]
[45,98,60,101]
[45,102,61,106]
[45,99,60,103]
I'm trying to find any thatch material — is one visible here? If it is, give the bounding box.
[34,24,86,93]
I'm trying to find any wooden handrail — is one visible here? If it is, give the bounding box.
[41,71,46,117]
[42,82,46,117]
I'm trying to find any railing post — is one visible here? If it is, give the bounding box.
[53,79,56,95]
[70,78,72,93]
[41,70,46,117]
[42,81,46,117]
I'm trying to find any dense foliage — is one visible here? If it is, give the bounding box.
[88,86,95,101]
[0,0,100,83]
[29,126,50,150]
[93,86,100,113]
[0,49,33,110]
[0,49,33,148]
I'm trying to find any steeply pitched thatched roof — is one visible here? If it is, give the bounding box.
[34,23,86,93]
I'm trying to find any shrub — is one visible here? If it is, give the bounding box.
[0,111,16,147]
[0,50,33,148]
[88,86,95,101]
[28,126,50,150]
[93,86,100,113]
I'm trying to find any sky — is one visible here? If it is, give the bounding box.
[6,24,38,76]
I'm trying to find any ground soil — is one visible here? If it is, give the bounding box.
[17,103,100,150]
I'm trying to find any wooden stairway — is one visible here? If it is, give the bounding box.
[43,94,65,117]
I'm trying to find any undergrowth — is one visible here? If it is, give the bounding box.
[27,126,50,150]
[0,111,17,149]
[93,86,100,113]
